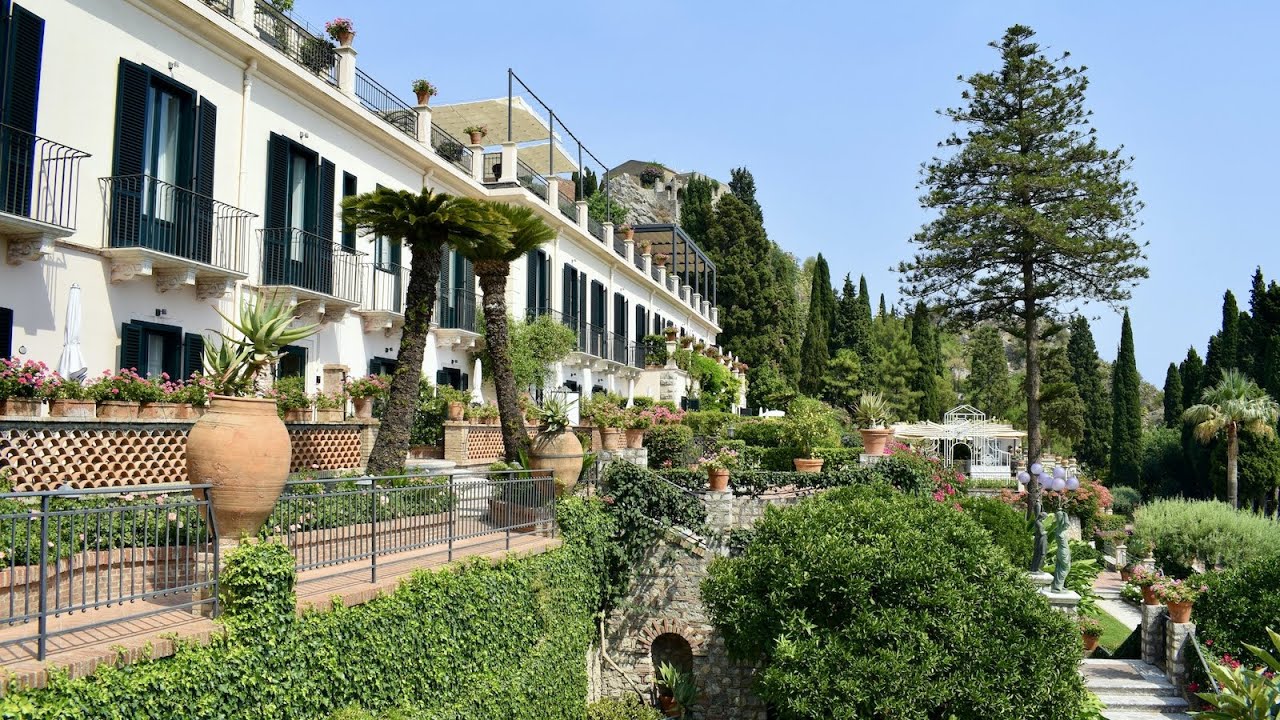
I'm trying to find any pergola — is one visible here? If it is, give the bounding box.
[891,405,1025,479]
[632,224,716,306]
[431,96,580,176]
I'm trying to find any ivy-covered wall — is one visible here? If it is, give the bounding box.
[0,498,613,720]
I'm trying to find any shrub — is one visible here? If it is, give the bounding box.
[734,418,789,448]
[812,447,861,470]
[1130,499,1280,577]
[759,446,800,471]
[646,424,695,469]
[1195,554,1280,659]
[586,695,661,720]
[1110,485,1141,516]
[779,397,840,457]
[680,411,738,439]
[702,486,1091,719]
[960,496,1032,568]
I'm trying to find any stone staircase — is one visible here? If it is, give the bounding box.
[1080,659,1192,719]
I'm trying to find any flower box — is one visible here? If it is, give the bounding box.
[97,401,139,420]
[138,402,180,420]
[315,408,344,423]
[0,398,42,417]
[49,399,95,418]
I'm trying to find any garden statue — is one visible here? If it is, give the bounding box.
[1030,510,1048,572]
[1050,509,1071,592]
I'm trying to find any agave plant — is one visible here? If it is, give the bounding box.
[656,662,698,717]
[1194,627,1280,718]
[854,392,893,429]
[204,296,319,396]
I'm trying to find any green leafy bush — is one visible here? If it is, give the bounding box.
[759,446,800,471]
[812,447,861,470]
[586,695,662,720]
[733,418,789,448]
[646,424,695,469]
[702,485,1091,719]
[1195,554,1280,659]
[1130,499,1280,577]
[680,411,739,439]
[960,496,1032,568]
[1110,485,1141,516]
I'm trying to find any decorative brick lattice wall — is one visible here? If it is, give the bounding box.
[0,421,369,491]
[465,426,505,462]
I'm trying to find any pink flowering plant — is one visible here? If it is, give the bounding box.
[175,373,216,406]
[1152,577,1208,604]
[324,17,353,39]
[698,446,740,472]
[0,357,54,400]
[1129,565,1163,588]
[345,374,390,400]
[86,368,163,403]
[624,406,655,431]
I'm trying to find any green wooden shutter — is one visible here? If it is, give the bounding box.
[191,97,216,265]
[3,5,43,132]
[162,331,182,379]
[340,172,356,251]
[315,158,335,295]
[108,60,149,249]
[119,322,143,372]
[183,332,205,379]
[262,133,289,284]
[0,306,12,358]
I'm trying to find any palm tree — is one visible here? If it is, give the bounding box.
[1183,369,1280,508]
[342,188,509,473]
[453,203,555,461]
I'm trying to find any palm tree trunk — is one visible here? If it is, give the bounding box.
[476,260,528,462]
[1226,423,1239,509]
[367,243,444,474]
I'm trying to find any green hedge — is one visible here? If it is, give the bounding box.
[1195,554,1280,659]
[646,424,695,469]
[2,499,614,720]
[732,418,789,448]
[959,496,1033,568]
[586,696,663,720]
[679,411,739,439]
[1130,499,1280,577]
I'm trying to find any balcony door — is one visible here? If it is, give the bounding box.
[263,133,335,294]
[0,4,43,219]
[373,233,402,313]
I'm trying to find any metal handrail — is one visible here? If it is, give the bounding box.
[354,68,416,138]
[0,124,90,230]
[199,0,232,18]
[556,191,577,222]
[253,1,338,87]
[361,261,408,314]
[1189,629,1223,695]
[516,159,548,201]
[438,286,478,332]
[588,217,604,242]
[431,124,472,175]
[259,227,365,303]
[101,174,255,274]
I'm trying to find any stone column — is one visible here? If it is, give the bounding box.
[358,421,379,469]
[468,144,485,181]
[642,253,652,275]
[499,141,519,183]
[415,104,432,145]
[1166,619,1195,688]
[232,0,254,30]
[602,221,614,248]
[1141,604,1167,668]
[576,200,588,229]
[334,46,356,96]
[546,177,561,211]
[443,422,468,463]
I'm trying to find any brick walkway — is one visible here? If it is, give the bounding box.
[0,530,560,693]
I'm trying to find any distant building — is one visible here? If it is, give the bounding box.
[607,161,729,224]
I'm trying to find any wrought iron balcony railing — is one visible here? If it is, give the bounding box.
[515,160,547,202]
[0,124,90,231]
[199,0,232,18]
[527,307,641,366]
[437,286,477,332]
[355,68,416,139]
[259,227,364,302]
[431,124,472,175]
[101,175,254,274]
[253,1,338,87]
[362,261,408,315]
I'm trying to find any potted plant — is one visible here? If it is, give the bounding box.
[1130,566,1163,606]
[678,335,693,349]
[623,406,652,448]
[463,125,487,145]
[324,17,354,46]
[1153,577,1206,623]
[653,252,669,268]
[781,396,838,473]
[411,79,437,106]
[137,374,178,419]
[638,240,651,255]
[854,392,895,456]
[45,376,94,418]
[655,662,696,718]
[528,396,584,496]
[176,373,214,419]
[700,446,739,492]
[314,389,346,422]
[435,384,468,422]
[1078,616,1103,653]
[87,368,153,419]
[584,396,623,451]
[0,358,49,417]
[1119,561,1135,582]
[618,223,635,241]
[663,325,678,342]
[187,296,319,540]
[346,374,389,419]
[270,376,310,422]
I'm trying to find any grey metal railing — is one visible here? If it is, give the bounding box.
[557,191,577,222]
[613,233,626,258]
[253,1,338,87]
[1189,629,1223,695]
[362,261,407,315]
[268,471,557,583]
[355,68,416,138]
[0,124,90,231]
[0,483,218,661]
[431,124,472,175]
[199,0,232,17]
[259,227,365,303]
[588,217,604,242]
[516,160,548,201]
[482,152,502,183]
[438,286,477,332]
[101,175,255,274]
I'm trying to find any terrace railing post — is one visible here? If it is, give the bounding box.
[232,0,255,31]
[498,142,518,184]
[414,104,432,145]
[334,45,356,97]
[369,480,378,584]
[36,494,50,661]
[447,478,455,563]
[207,487,221,618]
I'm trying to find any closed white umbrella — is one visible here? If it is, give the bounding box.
[58,284,86,381]
[470,357,484,404]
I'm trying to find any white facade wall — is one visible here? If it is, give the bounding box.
[1,0,721,401]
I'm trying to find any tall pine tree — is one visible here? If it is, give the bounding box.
[1180,347,1205,409]
[1163,363,1183,428]
[966,325,1014,419]
[868,313,922,420]
[678,176,717,247]
[798,254,836,396]
[728,167,763,225]
[1110,310,1143,487]
[909,301,946,420]
[1067,316,1111,472]
[832,274,859,351]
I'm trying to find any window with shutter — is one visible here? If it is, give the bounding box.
[314,158,335,295]
[183,333,205,379]
[120,320,182,378]
[0,5,42,218]
[0,306,12,358]
[191,98,216,264]
[340,172,357,251]
[119,322,143,373]
[277,345,306,379]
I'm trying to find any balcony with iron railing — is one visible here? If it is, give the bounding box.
[258,227,364,305]
[355,68,416,139]
[100,175,255,295]
[431,124,472,176]
[199,0,232,18]
[556,190,577,223]
[0,124,90,265]
[527,308,642,368]
[356,261,408,334]
[437,286,478,334]
[587,217,604,243]
[253,1,338,87]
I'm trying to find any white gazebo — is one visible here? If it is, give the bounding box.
[891,405,1025,480]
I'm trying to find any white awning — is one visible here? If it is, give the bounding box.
[432,97,579,174]
[518,142,579,176]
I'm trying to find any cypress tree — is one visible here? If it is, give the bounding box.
[859,276,872,321]
[1067,316,1111,471]
[850,275,874,366]
[1110,310,1143,487]
[868,313,922,420]
[1203,335,1223,396]
[832,274,859,352]
[678,176,717,247]
[966,325,1014,419]
[909,301,946,420]
[728,167,763,225]
[798,254,835,396]
[1040,345,1085,453]
[1162,363,1183,428]
[878,294,887,318]
[1219,290,1242,372]
[1179,347,1205,410]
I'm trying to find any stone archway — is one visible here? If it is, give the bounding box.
[651,632,694,674]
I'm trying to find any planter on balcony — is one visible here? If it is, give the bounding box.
[315,408,344,423]
[97,401,139,420]
[0,398,43,417]
[138,402,181,420]
[283,408,310,423]
[352,398,374,419]
[50,399,95,418]
[174,403,199,420]
[187,395,291,541]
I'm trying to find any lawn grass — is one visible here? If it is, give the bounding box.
[1094,607,1138,653]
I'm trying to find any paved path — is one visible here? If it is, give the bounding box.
[1081,659,1192,719]
[1095,570,1143,629]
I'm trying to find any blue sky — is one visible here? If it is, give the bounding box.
[303,0,1279,382]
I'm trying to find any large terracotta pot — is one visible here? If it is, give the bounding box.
[468,131,484,145]
[600,428,622,451]
[793,457,824,473]
[1142,587,1158,606]
[336,30,354,46]
[49,399,95,418]
[529,429,584,496]
[0,398,42,417]
[415,90,431,106]
[708,467,729,492]
[1167,601,1193,624]
[97,401,139,420]
[186,395,291,540]
[1119,568,1133,582]
[174,403,197,420]
[859,428,894,456]
[352,397,374,419]
[625,429,645,449]
[1082,633,1100,652]
[447,401,465,421]
[138,402,180,420]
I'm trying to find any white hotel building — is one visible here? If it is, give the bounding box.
[0,0,729,405]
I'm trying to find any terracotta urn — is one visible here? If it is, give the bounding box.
[49,399,95,418]
[1119,568,1133,582]
[337,30,354,46]
[468,131,484,145]
[793,457,824,473]
[186,395,291,540]
[1167,601,1193,624]
[1082,633,1100,652]
[859,428,894,456]
[708,467,729,492]
[0,398,42,417]
[529,429,584,496]
[600,427,622,451]
[97,401,139,420]
[138,402,180,420]
[447,401,465,422]
[1142,587,1158,606]
[352,397,374,419]
[625,429,645,449]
